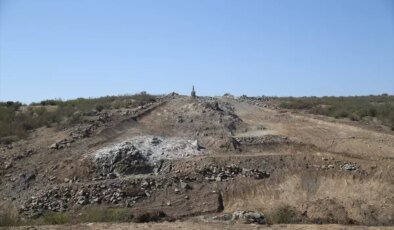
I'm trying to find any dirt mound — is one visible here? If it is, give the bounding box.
[135,97,243,151]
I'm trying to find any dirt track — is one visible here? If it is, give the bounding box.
[231,99,394,159]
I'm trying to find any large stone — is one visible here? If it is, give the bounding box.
[77,196,89,205]
[49,143,58,149]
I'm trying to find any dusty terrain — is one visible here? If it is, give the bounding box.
[1,94,393,228]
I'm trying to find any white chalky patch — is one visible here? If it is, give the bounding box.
[94,135,204,165]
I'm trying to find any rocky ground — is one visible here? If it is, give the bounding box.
[0,94,393,228]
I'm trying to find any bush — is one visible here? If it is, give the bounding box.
[349,113,360,121]
[267,204,299,224]
[95,104,105,112]
[133,211,166,223]
[335,110,349,118]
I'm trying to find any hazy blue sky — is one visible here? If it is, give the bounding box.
[1,0,393,103]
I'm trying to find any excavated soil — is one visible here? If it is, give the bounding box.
[1,95,393,228]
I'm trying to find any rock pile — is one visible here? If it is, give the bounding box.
[94,142,153,177]
[237,95,277,109]
[198,164,270,181]
[212,210,266,224]
[20,187,71,217]
[201,100,239,121]
[19,179,163,217]
[94,136,205,178]
[70,124,96,139]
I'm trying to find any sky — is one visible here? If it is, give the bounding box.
[0,0,393,103]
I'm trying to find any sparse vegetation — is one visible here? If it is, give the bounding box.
[78,207,134,223]
[0,208,158,227]
[279,95,394,130]
[0,93,156,144]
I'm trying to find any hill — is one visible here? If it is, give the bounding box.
[1,93,393,228]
